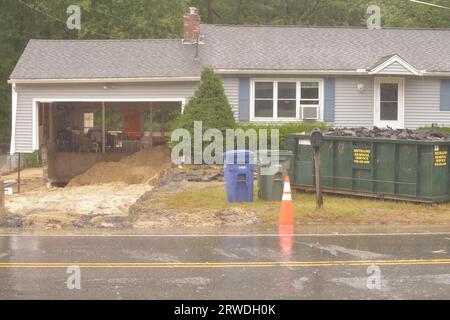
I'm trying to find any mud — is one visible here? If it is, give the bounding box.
[2,165,259,230]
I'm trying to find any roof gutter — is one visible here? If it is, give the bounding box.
[424,72,450,77]
[8,76,201,84]
[214,69,368,75]
[215,69,450,77]
[8,72,450,84]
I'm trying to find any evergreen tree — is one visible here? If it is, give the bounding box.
[173,66,236,133]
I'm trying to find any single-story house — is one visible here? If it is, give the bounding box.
[7,7,450,184]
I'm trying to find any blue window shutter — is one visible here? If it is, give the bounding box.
[324,78,336,122]
[440,80,450,111]
[238,78,250,121]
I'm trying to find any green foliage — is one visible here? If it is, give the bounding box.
[191,0,450,27]
[21,151,42,167]
[171,66,236,133]
[235,122,331,150]
[417,126,450,134]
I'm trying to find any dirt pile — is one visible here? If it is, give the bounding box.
[68,146,172,187]
[324,127,450,141]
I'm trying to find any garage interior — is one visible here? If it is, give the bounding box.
[37,101,181,185]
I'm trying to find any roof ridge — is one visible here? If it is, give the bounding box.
[201,23,450,31]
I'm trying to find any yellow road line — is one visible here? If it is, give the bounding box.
[0,259,450,269]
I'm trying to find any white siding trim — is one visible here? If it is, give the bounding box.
[32,101,38,151]
[32,98,186,103]
[370,55,422,76]
[373,77,405,129]
[9,77,200,84]
[216,69,367,75]
[10,84,17,154]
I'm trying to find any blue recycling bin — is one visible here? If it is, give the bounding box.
[224,150,254,203]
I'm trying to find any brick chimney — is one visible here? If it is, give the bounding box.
[183,7,200,44]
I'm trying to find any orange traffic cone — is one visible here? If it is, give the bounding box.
[279,176,294,227]
[279,224,294,257]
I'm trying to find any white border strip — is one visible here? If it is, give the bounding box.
[370,55,422,76]
[8,77,200,84]
[216,69,368,75]
[216,69,450,76]
[10,84,17,154]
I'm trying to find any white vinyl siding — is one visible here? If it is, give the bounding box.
[334,77,374,127]
[404,78,450,129]
[377,61,415,75]
[221,76,239,120]
[335,77,450,129]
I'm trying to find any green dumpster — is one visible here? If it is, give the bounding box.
[257,150,293,201]
[286,134,450,203]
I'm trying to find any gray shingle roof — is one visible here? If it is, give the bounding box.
[200,25,450,73]
[10,24,450,80]
[10,39,202,79]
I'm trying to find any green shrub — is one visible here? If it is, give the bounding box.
[169,66,236,133]
[235,122,331,149]
[21,151,42,168]
[417,126,450,134]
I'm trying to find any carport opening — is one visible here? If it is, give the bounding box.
[38,101,181,154]
[37,101,181,186]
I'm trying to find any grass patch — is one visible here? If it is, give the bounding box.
[417,126,450,134]
[163,183,450,225]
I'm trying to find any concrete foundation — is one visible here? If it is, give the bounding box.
[47,152,127,185]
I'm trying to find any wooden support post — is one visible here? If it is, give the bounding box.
[49,103,54,152]
[102,102,106,153]
[149,102,153,147]
[41,146,49,185]
[0,180,5,215]
[313,147,323,208]
[17,153,21,194]
[310,129,323,208]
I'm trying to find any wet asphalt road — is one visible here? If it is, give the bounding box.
[0,233,449,300]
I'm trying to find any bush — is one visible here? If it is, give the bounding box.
[235,122,331,149]
[417,126,450,134]
[21,151,42,168]
[169,120,330,157]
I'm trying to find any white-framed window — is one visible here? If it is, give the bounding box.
[251,79,323,121]
[300,81,320,120]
